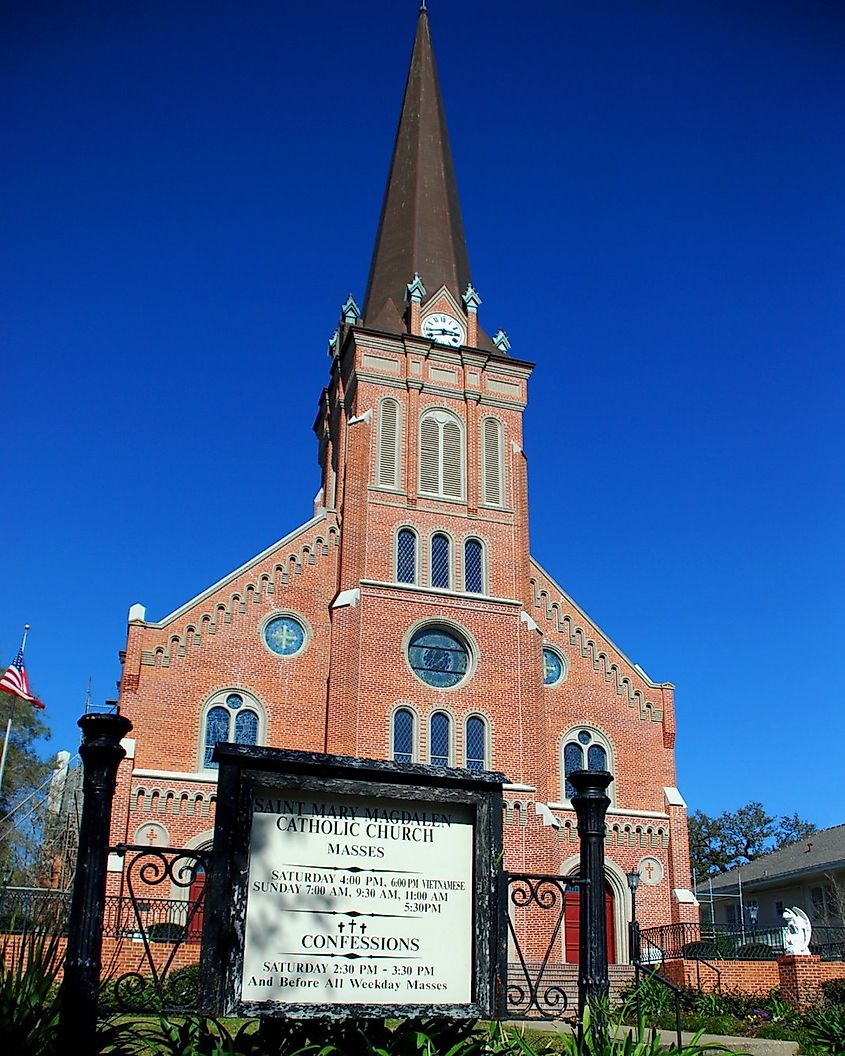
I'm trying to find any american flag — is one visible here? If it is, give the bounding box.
[0,648,45,709]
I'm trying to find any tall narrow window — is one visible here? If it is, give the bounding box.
[429,712,450,766]
[419,410,464,499]
[203,707,229,769]
[396,528,417,584]
[393,708,414,763]
[481,417,504,506]
[466,716,487,770]
[377,398,401,488]
[464,538,484,593]
[431,533,450,589]
[234,709,258,745]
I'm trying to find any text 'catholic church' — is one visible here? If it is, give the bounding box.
[109,8,698,961]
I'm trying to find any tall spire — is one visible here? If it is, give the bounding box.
[362,7,472,332]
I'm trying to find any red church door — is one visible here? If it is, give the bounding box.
[564,884,615,964]
[186,867,206,943]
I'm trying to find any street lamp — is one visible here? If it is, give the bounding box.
[748,900,759,929]
[627,869,641,964]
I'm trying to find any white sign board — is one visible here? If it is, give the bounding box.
[241,788,474,1005]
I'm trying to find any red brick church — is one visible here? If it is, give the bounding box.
[108,8,697,961]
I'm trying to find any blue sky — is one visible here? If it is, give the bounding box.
[3,1,843,828]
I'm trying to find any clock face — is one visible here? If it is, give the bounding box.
[421,312,465,347]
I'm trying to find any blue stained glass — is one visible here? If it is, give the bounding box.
[204,706,229,769]
[431,534,450,589]
[587,744,607,771]
[577,730,591,745]
[429,712,450,766]
[408,627,469,688]
[264,615,305,656]
[234,709,258,746]
[466,716,486,770]
[393,708,414,763]
[464,539,483,593]
[226,693,243,710]
[543,649,563,685]
[564,741,584,799]
[397,529,417,583]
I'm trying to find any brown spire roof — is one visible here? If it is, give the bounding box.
[362,8,472,332]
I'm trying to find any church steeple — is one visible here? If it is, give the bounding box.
[362,7,472,334]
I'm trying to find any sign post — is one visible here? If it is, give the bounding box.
[201,746,504,1019]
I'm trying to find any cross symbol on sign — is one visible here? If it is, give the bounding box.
[146,829,158,845]
[644,862,655,880]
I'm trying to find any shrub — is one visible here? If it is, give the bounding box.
[821,977,845,1007]
[735,942,776,960]
[0,929,63,1056]
[682,934,735,961]
[146,922,186,943]
[162,963,201,1008]
[803,1001,845,1054]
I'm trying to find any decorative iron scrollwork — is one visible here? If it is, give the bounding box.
[103,844,210,1013]
[503,871,586,1020]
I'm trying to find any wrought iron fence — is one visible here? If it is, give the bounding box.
[0,886,71,933]
[640,920,845,961]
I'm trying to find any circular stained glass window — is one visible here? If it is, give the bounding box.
[264,615,306,656]
[408,626,470,689]
[577,730,592,746]
[543,648,565,685]
[226,693,243,710]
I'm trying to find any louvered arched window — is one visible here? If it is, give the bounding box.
[419,410,464,500]
[464,538,484,593]
[377,398,401,488]
[481,417,504,506]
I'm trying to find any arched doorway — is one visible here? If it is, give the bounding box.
[186,864,206,943]
[563,882,616,964]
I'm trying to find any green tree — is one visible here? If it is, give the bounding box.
[0,682,52,884]
[688,801,817,879]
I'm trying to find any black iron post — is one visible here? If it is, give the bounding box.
[570,768,613,1038]
[626,869,641,965]
[59,711,132,1053]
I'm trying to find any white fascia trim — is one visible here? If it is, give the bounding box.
[360,579,522,607]
[503,783,536,793]
[529,556,672,689]
[663,786,687,808]
[147,514,328,627]
[673,888,699,905]
[520,611,541,633]
[133,768,218,784]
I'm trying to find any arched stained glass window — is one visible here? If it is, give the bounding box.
[203,707,229,769]
[202,691,263,770]
[466,716,487,771]
[429,712,450,767]
[393,708,414,763]
[431,533,450,589]
[587,744,607,771]
[562,728,612,800]
[464,539,484,593]
[396,528,417,584]
[234,709,258,745]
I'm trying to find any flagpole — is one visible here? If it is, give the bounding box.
[0,624,29,797]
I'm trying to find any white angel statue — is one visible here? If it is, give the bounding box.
[782,906,812,955]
